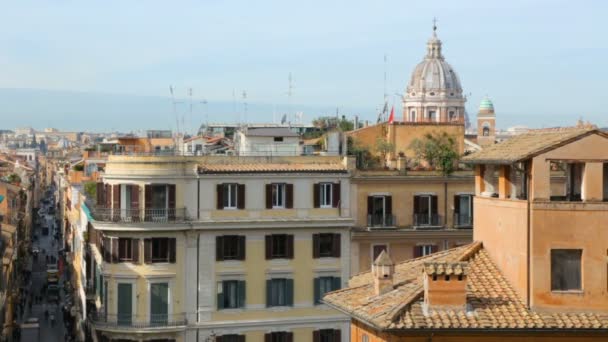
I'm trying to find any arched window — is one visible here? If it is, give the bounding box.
[410,110,416,122]
[483,126,490,136]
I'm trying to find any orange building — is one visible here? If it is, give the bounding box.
[324,127,608,341]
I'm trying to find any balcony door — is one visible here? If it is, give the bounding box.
[414,195,438,226]
[117,283,133,326]
[150,282,169,326]
[454,194,473,227]
[367,195,392,227]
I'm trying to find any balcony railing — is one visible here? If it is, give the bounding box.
[367,214,396,228]
[413,213,442,228]
[453,214,473,228]
[90,312,187,329]
[91,207,190,223]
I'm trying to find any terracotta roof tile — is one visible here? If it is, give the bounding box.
[462,127,604,164]
[198,163,347,174]
[324,241,608,332]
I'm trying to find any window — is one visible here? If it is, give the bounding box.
[414,245,438,258]
[314,183,339,208]
[454,194,473,227]
[217,280,246,309]
[362,334,369,342]
[216,334,245,342]
[414,195,439,226]
[372,244,387,261]
[223,183,238,209]
[428,110,437,121]
[551,249,582,291]
[266,278,294,307]
[274,137,284,142]
[265,234,294,259]
[265,332,293,342]
[314,276,341,304]
[150,283,169,325]
[143,238,176,264]
[216,235,246,261]
[150,185,168,208]
[272,183,286,208]
[314,329,341,342]
[319,183,332,208]
[313,233,340,258]
[367,195,393,227]
[117,283,133,326]
[118,238,134,261]
[449,111,456,121]
[410,110,416,122]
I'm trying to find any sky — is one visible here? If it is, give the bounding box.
[0,0,607,132]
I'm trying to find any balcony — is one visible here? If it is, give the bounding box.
[453,214,473,228]
[91,207,190,223]
[90,312,187,331]
[367,214,396,228]
[413,213,442,228]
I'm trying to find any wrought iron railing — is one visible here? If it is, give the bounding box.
[91,207,190,223]
[413,213,442,227]
[90,311,187,329]
[367,214,396,228]
[453,214,473,228]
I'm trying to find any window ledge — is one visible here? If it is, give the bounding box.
[317,257,339,264]
[266,306,293,312]
[218,260,244,267]
[217,308,246,313]
[551,290,584,295]
[269,259,291,266]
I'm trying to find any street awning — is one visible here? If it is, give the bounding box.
[81,203,93,221]
[0,195,4,203]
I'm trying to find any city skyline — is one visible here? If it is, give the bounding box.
[1,0,607,131]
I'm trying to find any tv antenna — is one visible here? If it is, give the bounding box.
[242,90,248,125]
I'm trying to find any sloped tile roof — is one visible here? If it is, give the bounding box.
[198,163,347,174]
[462,128,604,164]
[323,242,608,331]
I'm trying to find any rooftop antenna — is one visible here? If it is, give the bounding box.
[287,72,293,124]
[232,89,237,124]
[188,87,193,135]
[242,90,248,126]
[201,99,208,130]
[383,54,388,105]
[169,85,180,136]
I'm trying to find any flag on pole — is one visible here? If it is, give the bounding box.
[388,106,395,124]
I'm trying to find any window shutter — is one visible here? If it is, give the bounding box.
[266,279,272,307]
[413,246,422,258]
[312,234,320,258]
[313,278,320,304]
[216,336,223,342]
[105,184,112,208]
[131,185,140,221]
[216,236,224,261]
[286,184,294,209]
[332,234,341,258]
[286,235,294,259]
[385,196,392,215]
[313,330,320,342]
[238,236,246,260]
[237,280,246,308]
[313,183,320,208]
[332,183,341,208]
[453,195,460,214]
[332,277,341,291]
[111,238,119,263]
[169,238,176,263]
[237,336,245,342]
[413,195,420,214]
[96,182,105,206]
[286,332,293,342]
[286,279,294,306]
[112,184,120,210]
[144,238,152,264]
[145,185,152,220]
[431,195,438,214]
[367,196,373,215]
[131,239,139,264]
[237,184,245,209]
[216,184,223,210]
[264,333,271,342]
[217,282,224,310]
[470,195,474,222]
[333,329,341,342]
[168,184,176,210]
[265,235,272,260]
[265,184,272,209]
[103,237,110,262]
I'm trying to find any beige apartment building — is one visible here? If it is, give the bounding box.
[86,155,353,342]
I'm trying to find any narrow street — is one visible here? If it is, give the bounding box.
[18,185,71,342]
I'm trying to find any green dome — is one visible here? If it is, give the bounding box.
[479,97,494,111]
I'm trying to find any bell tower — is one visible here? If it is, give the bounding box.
[477,97,496,146]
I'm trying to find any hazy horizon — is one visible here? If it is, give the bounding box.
[1,0,607,131]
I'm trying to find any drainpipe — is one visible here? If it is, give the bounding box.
[526,161,531,309]
[444,179,448,229]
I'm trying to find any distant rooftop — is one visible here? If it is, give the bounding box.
[243,127,299,137]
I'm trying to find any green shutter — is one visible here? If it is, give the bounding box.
[313,278,320,304]
[117,283,132,325]
[238,281,246,308]
[332,277,342,291]
[286,279,294,306]
[150,283,168,325]
[266,279,272,307]
[217,282,225,310]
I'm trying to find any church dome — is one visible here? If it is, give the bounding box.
[406,29,462,94]
[479,97,494,114]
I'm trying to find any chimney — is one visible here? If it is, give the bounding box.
[423,262,468,310]
[354,115,359,129]
[372,250,394,295]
